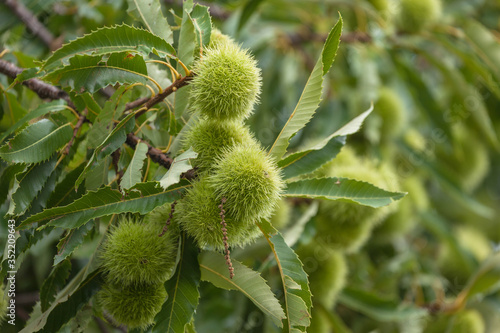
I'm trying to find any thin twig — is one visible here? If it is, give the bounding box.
[64,108,87,155]
[159,200,177,237]
[219,197,234,279]
[1,0,61,50]
[111,149,124,186]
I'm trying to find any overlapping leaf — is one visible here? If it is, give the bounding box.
[159,148,197,190]
[42,24,175,71]
[0,119,72,164]
[9,157,57,216]
[53,222,95,266]
[257,220,311,332]
[284,177,405,208]
[44,52,149,94]
[153,235,201,333]
[278,107,372,180]
[199,251,286,328]
[17,181,190,231]
[75,112,135,189]
[0,100,67,144]
[268,16,342,160]
[121,142,149,191]
[40,260,72,312]
[127,0,173,44]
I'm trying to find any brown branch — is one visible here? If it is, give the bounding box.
[159,200,177,237]
[111,149,124,185]
[1,0,61,50]
[125,133,197,180]
[0,59,75,109]
[64,108,87,155]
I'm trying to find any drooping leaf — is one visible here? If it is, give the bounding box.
[53,222,95,266]
[153,234,201,333]
[86,85,130,147]
[17,181,190,230]
[84,155,110,191]
[127,0,173,44]
[338,287,427,322]
[0,100,67,144]
[199,251,286,328]
[75,112,135,189]
[159,147,197,190]
[40,259,72,312]
[257,220,311,332]
[268,16,342,160]
[9,157,57,216]
[44,52,149,94]
[42,24,175,72]
[20,270,102,333]
[284,177,405,208]
[0,119,72,164]
[46,162,86,209]
[121,141,149,191]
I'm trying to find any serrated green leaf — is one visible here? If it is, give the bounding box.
[44,52,149,94]
[190,4,212,57]
[17,181,189,230]
[54,222,95,266]
[127,0,173,44]
[75,112,135,189]
[46,163,86,209]
[199,251,286,328]
[22,270,102,333]
[338,287,427,322]
[0,163,26,205]
[43,24,174,72]
[9,157,57,216]
[284,177,405,208]
[279,106,373,179]
[159,147,197,190]
[0,100,67,144]
[121,141,149,191]
[257,220,311,332]
[40,260,72,312]
[268,16,342,160]
[0,119,72,164]
[1,90,27,124]
[153,234,201,333]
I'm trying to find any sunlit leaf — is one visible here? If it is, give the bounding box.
[127,0,173,44]
[158,147,197,190]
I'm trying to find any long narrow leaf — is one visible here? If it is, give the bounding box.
[43,24,174,72]
[121,142,149,191]
[127,0,173,44]
[268,16,342,160]
[284,177,405,208]
[17,181,189,230]
[258,220,311,332]
[199,251,286,328]
[44,53,149,94]
[153,234,201,333]
[0,119,72,164]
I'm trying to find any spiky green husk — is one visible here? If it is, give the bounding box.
[375,87,406,139]
[208,142,284,223]
[98,281,167,329]
[190,42,262,121]
[183,119,254,173]
[269,198,292,230]
[208,28,233,48]
[176,179,261,250]
[297,243,347,309]
[100,218,178,286]
[397,0,441,33]
[438,125,490,192]
[314,148,399,252]
[450,310,485,333]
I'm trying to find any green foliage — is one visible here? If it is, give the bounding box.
[190,41,262,121]
[98,280,167,329]
[100,218,178,286]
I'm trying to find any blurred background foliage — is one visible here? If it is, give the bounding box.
[1,0,499,332]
